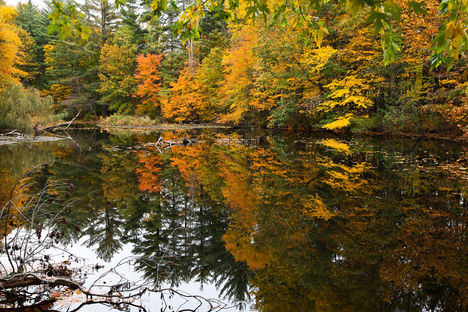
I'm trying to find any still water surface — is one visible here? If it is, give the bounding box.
[0,128,466,311]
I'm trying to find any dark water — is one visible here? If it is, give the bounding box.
[0,128,467,311]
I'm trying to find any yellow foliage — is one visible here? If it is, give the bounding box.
[0,5,28,85]
[319,74,375,129]
[42,83,72,104]
[223,224,270,270]
[300,45,337,74]
[338,19,381,65]
[300,194,334,220]
[321,75,372,110]
[319,158,368,193]
[43,44,55,70]
[321,114,353,130]
[218,25,258,124]
[0,5,16,21]
[398,0,440,58]
[319,138,351,153]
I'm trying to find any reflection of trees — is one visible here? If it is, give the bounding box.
[173,137,467,311]
[23,148,134,261]
[3,131,467,310]
[371,149,468,311]
[10,138,252,302]
[127,149,251,302]
[84,207,125,261]
[0,143,67,244]
[0,142,57,212]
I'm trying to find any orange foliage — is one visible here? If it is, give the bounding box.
[220,147,270,270]
[134,54,162,115]
[162,66,204,122]
[136,150,162,193]
[169,143,204,187]
[395,0,440,59]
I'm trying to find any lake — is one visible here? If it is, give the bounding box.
[0,128,466,311]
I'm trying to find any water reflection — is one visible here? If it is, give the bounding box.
[0,129,466,311]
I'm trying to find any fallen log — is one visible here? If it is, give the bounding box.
[0,273,81,290]
[34,110,80,134]
[0,298,57,312]
[156,137,198,148]
[0,130,24,137]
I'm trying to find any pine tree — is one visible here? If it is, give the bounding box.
[81,0,119,45]
[120,0,147,51]
[15,1,53,89]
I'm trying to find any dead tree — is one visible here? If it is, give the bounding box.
[34,110,81,134]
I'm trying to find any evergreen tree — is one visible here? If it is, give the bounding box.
[44,37,100,115]
[15,1,52,89]
[156,6,186,87]
[81,0,119,45]
[196,11,229,62]
[119,0,147,51]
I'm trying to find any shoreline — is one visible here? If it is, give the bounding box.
[3,122,466,145]
[97,122,233,131]
[98,122,468,144]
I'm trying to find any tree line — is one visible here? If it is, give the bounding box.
[0,0,466,134]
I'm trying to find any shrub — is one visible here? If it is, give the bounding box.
[99,114,160,127]
[381,101,421,133]
[0,82,60,133]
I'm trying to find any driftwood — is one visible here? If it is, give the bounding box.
[0,130,25,137]
[0,271,229,312]
[152,136,262,153]
[156,136,198,147]
[0,111,79,137]
[0,273,80,290]
[154,136,199,152]
[34,110,80,134]
[0,298,56,312]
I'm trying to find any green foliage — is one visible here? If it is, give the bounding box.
[97,26,137,114]
[14,1,52,89]
[196,11,230,61]
[2,0,464,136]
[430,0,467,69]
[350,115,381,133]
[44,0,120,116]
[269,98,300,128]
[81,0,118,44]
[195,47,225,120]
[381,102,421,133]
[44,37,100,112]
[0,82,59,132]
[45,0,465,69]
[48,0,91,40]
[119,0,147,51]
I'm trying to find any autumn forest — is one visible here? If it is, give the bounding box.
[0,0,467,311]
[0,0,466,134]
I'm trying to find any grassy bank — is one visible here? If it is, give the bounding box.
[97,115,232,131]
